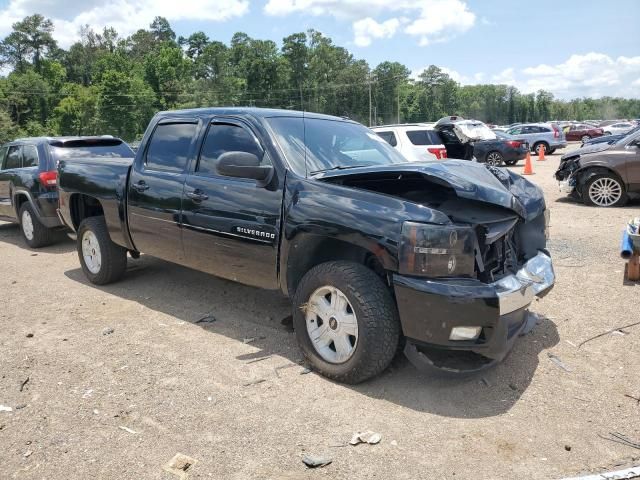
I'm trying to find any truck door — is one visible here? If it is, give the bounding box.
[0,146,21,219]
[181,119,282,290]
[127,119,198,262]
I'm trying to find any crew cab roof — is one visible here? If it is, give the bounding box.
[154,107,355,123]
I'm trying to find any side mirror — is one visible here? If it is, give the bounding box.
[216,151,274,185]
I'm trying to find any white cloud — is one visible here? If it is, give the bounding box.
[414,53,640,100]
[264,0,476,47]
[353,17,400,47]
[0,0,250,48]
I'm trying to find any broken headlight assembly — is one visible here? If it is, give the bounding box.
[399,222,476,278]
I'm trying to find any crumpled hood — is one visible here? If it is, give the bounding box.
[317,160,546,221]
[561,141,612,159]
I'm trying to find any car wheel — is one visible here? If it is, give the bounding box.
[533,142,549,155]
[581,135,591,142]
[582,174,627,207]
[293,261,400,384]
[485,151,504,166]
[19,202,54,248]
[77,216,127,285]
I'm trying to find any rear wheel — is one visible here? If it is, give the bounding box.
[19,203,54,248]
[581,135,591,143]
[533,142,549,155]
[77,216,127,284]
[485,151,504,166]
[582,173,627,207]
[293,261,400,384]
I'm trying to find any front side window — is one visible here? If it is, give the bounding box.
[3,146,21,170]
[145,122,197,173]
[197,123,266,176]
[22,145,39,167]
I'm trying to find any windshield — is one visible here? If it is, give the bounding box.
[266,116,408,176]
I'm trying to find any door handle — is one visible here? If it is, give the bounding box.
[132,181,149,192]
[186,190,209,201]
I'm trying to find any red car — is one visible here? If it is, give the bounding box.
[565,124,604,142]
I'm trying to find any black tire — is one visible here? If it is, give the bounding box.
[581,173,628,207]
[293,261,401,384]
[532,142,549,155]
[19,202,54,248]
[485,151,504,166]
[77,216,127,285]
[504,159,518,166]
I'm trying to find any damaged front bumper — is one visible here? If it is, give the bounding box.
[558,177,576,194]
[393,251,555,372]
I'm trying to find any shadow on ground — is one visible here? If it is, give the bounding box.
[0,222,75,254]
[64,254,559,419]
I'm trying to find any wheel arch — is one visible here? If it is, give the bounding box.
[69,193,105,231]
[576,166,626,193]
[283,234,391,297]
[12,189,39,219]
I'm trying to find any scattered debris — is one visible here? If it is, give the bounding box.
[19,376,30,392]
[163,453,197,479]
[481,377,490,387]
[390,440,398,446]
[508,383,518,391]
[547,353,572,372]
[0,405,13,413]
[195,314,216,324]
[300,367,312,375]
[119,426,137,434]
[30,253,37,256]
[25,333,34,338]
[246,356,271,364]
[598,432,640,450]
[578,320,640,348]
[565,445,572,451]
[93,409,99,415]
[242,379,266,387]
[82,389,93,399]
[611,330,628,337]
[302,454,332,468]
[243,337,256,344]
[23,450,32,458]
[565,340,577,348]
[350,431,382,446]
[15,404,27,410]
[561,465,640,480]
[102,327,114,336]
[624,394,640,405]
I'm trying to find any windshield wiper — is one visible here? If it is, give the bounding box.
[310,164,371,175]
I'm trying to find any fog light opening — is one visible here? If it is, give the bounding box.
[449,326,482,341]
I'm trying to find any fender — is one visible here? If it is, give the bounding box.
[12,187,41,219]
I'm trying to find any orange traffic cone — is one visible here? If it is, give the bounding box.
[538,144,546,161]
[523,151,534,175]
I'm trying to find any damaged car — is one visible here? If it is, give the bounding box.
[57,108,555,383]
[555,129,640,207]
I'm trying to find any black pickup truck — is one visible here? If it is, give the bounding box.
[57,108,555,383]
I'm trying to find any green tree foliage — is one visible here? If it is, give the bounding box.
[0,14,637,142]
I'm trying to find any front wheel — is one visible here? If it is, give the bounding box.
[581,135,591,143]
[485,151,504,166]
[77,216,127,284]
[293,261,400,384]
[19,202,54,248]
[582,174,627,207]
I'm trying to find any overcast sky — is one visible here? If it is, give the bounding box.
[0,0,638,99]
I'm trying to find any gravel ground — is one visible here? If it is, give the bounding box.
[1,144,639,480]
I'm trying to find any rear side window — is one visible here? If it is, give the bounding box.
[146,122,197,173]
[197,123,266,176]
[406,130,441,146]
[22,145,39,167]
[3,146,21,169]
[376,131,397,147]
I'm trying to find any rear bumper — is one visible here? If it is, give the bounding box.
[393,251,555,363]
[34,192,64,228]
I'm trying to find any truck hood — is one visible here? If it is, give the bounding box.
[316,160,545,221]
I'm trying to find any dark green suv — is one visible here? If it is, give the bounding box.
[0,137,134,248]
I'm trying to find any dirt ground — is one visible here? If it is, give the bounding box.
[1,144,639,480]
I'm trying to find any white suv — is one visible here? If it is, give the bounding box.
[372,124,446,162]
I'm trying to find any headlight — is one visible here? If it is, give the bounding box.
[399,221,476,277]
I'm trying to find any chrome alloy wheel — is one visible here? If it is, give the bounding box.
[21,209,34,241]
[486,152,503,166]
[82,230,102,274]
[588,177,622,207]
[305,286,359,364]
